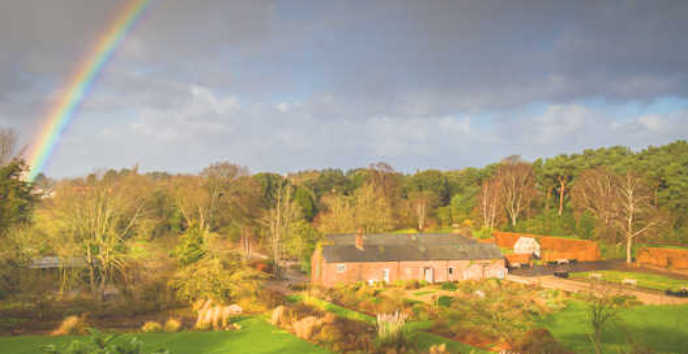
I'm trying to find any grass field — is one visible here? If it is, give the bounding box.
[0,316,330,354]
[570,270,688,292]
[542,301,688,353]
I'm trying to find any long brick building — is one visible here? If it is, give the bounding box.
[311,232,506,287]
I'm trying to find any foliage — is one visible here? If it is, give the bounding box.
[0,160,36,232]
[436,295,453,307]
[42,328,169,354]
[440,282,457,291]
[172,224,206,266]
[169,253,265,304]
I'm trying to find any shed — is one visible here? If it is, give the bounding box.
[514,237,540,257]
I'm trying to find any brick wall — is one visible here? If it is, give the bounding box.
[637,247,688,270]
[493,231,601,262]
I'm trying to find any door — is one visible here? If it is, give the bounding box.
[424,267,434,283]
[382,268,390,283]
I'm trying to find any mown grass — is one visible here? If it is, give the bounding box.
[541,301,688,353]
[289,294,377,325]
[0,316,330,354]
[412,290,436,296]
[570,270,688,292]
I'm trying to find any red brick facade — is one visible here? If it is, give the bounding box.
[311,248,505,287]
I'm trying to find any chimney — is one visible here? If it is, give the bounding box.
[355,227,364,251]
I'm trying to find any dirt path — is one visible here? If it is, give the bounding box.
[505,274,688,305]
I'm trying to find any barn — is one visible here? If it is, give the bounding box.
[311,232,505,287]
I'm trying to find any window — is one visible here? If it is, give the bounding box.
[448,267,454,275]
[336,264,347,273]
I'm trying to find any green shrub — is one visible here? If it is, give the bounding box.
[440,282,457,291]
[437,296,453,307]
[41,328,169,354]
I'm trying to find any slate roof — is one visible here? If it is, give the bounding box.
[29,256,87,269]
[321,233,503,263]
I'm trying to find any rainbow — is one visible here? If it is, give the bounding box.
[26,0,150,181]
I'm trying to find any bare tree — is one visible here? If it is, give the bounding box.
[478,177,502,229]
[407,190,437,232]
[261,179,300,278]
[571,168,618,239]
[587,280,623,354]
[496,162,536,227]
[49,171,149,299]
[572,169,663,264]
[615,172,663,264]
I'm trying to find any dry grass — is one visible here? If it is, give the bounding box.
[50,315,88,336]
[194,299,243,330]
[141,321,163,333]
[164,318,182,332]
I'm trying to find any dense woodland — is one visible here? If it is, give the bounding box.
[1,125,687,305]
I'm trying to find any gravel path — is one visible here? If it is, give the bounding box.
[505,274,688,305]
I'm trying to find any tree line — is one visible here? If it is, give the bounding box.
[1,126,687,300]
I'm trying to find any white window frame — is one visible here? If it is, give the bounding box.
[336,264,347,273]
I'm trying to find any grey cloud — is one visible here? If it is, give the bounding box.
[2,0,688,177]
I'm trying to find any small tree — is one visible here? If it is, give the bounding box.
[587,281,623,354]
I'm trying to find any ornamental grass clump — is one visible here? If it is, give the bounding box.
[50,315,88,336]
[376,310,408,349]
[163,318,182,332]
[141,321,163,333]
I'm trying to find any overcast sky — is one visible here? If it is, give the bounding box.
[2,0,688,177]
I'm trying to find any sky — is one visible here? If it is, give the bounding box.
[1,0,688,178]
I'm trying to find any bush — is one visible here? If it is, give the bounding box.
[41,328,169,354]
[440,282,457,291]
[141,321,163,333]
[437,295,453,307]
[163,318,182,332]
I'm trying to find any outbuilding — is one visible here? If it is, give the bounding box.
[311,232,505,287]
[514,237,540,258]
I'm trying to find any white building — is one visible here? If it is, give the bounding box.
[514,237,540,258]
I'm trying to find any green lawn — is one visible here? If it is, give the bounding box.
[542,301,688,353]
[290,294,377,325]
[0,317,330,354]
[570,270,688,292]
